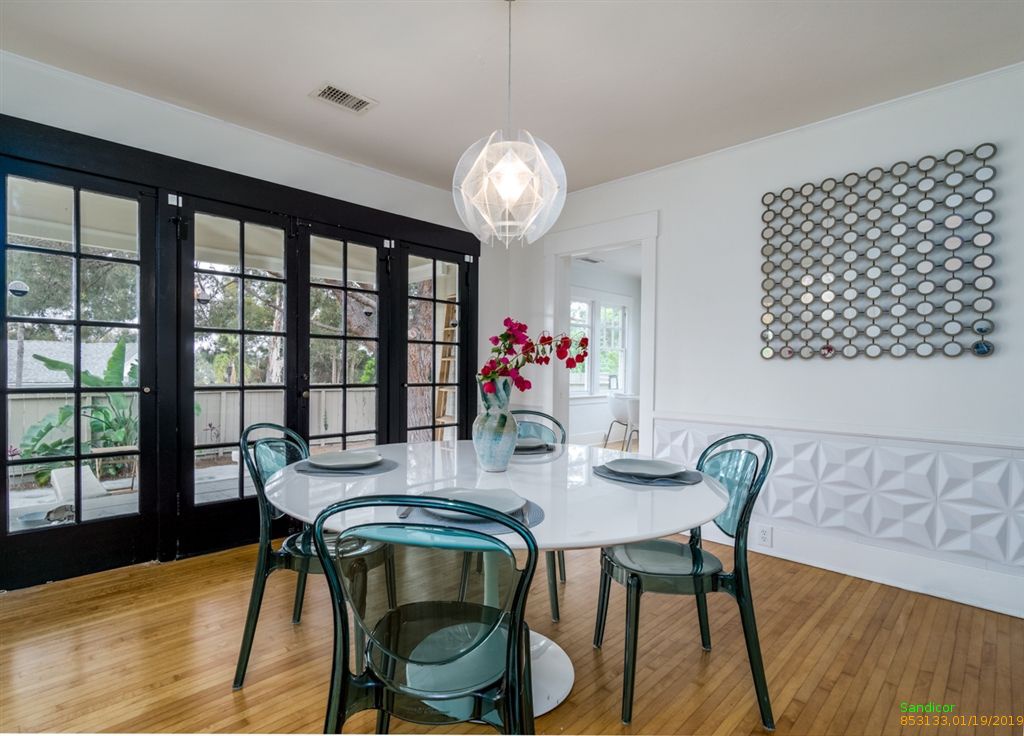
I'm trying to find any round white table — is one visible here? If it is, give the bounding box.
[265,439,729,716]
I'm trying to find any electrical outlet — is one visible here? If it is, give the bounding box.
[754,523,773,548]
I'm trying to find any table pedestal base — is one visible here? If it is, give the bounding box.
[530,631,574,716]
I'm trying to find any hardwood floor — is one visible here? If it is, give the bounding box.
[1,539,1020,734]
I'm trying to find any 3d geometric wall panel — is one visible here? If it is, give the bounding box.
[655,418,1024,572]
[760,143,997,359]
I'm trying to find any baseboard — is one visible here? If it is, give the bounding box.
[699,523,1023,618]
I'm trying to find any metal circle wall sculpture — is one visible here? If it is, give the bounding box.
[760,143,997,360]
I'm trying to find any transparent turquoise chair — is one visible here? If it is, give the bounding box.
[313,495,538,734]
[510,409,568,623]
[593,434,775,729]
[233,423,395,689]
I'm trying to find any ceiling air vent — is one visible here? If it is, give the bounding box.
[312,83,377,114]
[577,256,603,264]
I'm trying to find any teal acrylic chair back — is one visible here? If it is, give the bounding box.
[511,410,567,445]
[313,495,538,734]
[695,433,773,547]
[240,423,309,532]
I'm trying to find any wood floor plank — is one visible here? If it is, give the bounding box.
[1,539,1020,735]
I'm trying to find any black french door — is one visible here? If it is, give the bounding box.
[1,159,159,587]
[0,114,479,586]
[396,242,476,442]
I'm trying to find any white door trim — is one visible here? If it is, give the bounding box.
[542,211,658,453]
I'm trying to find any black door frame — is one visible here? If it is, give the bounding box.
[0,114,478,587]
[0,158,160,588]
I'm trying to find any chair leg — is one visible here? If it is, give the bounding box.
[458,551,473,601]
[375,710,391,734]
[602,420,617,448]
[234,550,272,689]
[350,560,368,673]
[519,623,536,735]
[557,550,567,583]
[545,551,560,622]
[736,588,775,730]
[384,547,398,608]
[593,565,611,648]
[291,565,308,624]
[621,574,642,724]
[695,590,712,650]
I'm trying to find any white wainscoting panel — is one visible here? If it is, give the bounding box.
[653,417,1024,617]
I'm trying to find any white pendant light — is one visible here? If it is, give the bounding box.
[453,0,566,248]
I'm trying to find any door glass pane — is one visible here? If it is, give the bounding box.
[436,345,457,383]
[347,243,378,289]
[310,436,345,456]
[80,392,138,454]
[435,425,457,442]
[436,303,459,343]
[243,223,284,278]
[7,323,74,388]
[80,191,138,259]
[6,177,74,251]
[407,386,432,429]
[437,261,459,301]
[310,234,344,286]
[346,388,376,433]
[347,340,377,384]
[408,429,432,443]
[194,448,239,505]
[81,455,139,520]
[194,390,239,446]
[408,298,432,340]
[9,393,75,460]
[80,326,139,387]
[408,255,433,297]
[80,259,139,323]
[347,291,377,337]
[244,335,285,385]
[194,333,240,386]
[243,280,285,332]
[310,287,344,335]
[408,343,432,384]
[435,386,457,425]
[194,213,239,272]
[194,273,239,329]
[6,249,74,320]
[8,459,75,531]
[346,434,376,450]
[309,388,343,436]
[310,338,344,384]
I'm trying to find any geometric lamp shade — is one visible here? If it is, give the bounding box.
[453,128,566,248]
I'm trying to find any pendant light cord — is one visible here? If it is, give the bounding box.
[506,0,512,135]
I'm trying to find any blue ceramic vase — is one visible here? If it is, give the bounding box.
[472,378,518,472]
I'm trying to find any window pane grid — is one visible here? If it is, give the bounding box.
[308,238,380,443]
[5,178,146,530]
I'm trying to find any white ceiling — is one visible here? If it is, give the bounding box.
[2,1,1022,191]
[574,244,643,279]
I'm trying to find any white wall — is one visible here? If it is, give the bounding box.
[567,258,642,442]
[547,63,1024,448]
[0,51,509,387]
[506,63,1024,614]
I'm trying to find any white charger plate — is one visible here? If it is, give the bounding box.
[308,450,383,470]
[516,437,547,450]
[604,458,685,478]
[425,487,528,520]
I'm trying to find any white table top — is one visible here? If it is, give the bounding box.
[265,440,729,551]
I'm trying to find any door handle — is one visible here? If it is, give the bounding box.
[142,386,153,394]
[300,390,310,399]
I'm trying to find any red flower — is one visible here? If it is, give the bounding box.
[482,380,497,394]
[565,357,576,369]
[539,334,553,346]
[579,336,589,348]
